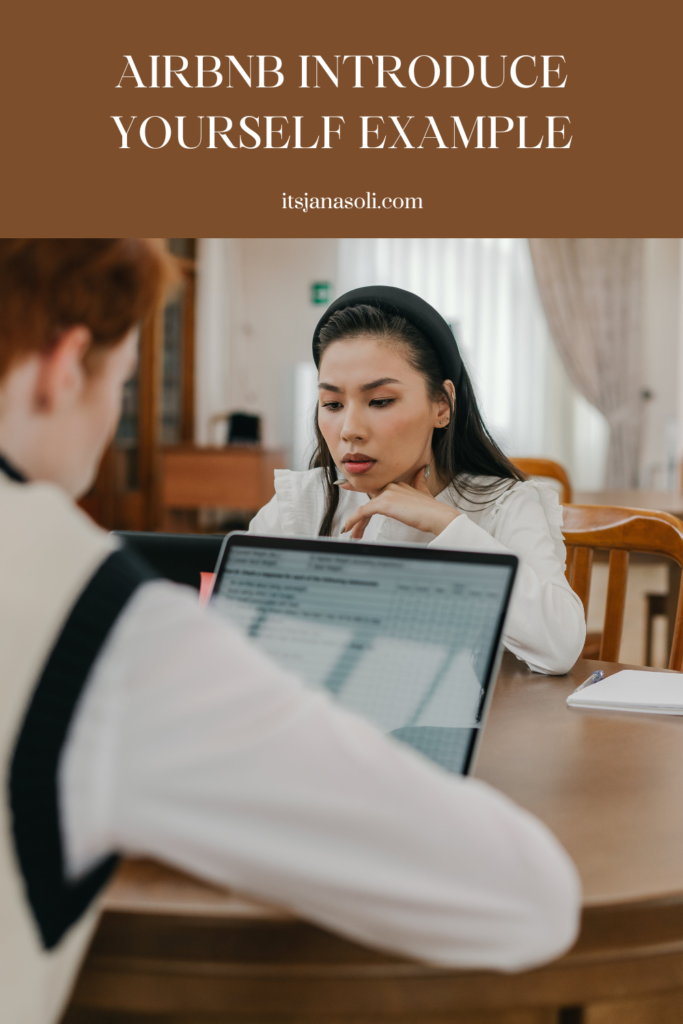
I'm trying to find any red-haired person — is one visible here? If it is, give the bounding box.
[0,241,580,1024]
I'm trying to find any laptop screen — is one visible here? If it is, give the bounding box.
[213,535,517,776]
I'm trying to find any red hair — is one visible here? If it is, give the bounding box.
[0,239,176,378]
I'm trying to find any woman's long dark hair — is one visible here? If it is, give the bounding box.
[311,304,526,537]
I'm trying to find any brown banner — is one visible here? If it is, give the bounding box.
[2,0,681,236]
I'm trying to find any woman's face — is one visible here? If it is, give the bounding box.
[317,336,451,492]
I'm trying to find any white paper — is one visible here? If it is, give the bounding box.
[567,669,683,714]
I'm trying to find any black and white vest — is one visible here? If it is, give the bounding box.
[0,459,155,1023]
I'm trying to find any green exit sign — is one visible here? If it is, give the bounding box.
[311,281,332,305]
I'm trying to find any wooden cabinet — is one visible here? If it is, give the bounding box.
[80,240,196,531]
[160,446,286,530]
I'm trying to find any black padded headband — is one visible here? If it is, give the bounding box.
[312,285,463,387]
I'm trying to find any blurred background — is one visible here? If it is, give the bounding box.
[82,236,682,666]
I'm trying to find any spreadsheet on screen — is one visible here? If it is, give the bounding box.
[215,544,513,774]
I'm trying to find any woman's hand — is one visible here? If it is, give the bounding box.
[342,467,460,540]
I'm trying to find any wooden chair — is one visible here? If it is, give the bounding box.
[511,457,573,505]
[562,504,683,669]
[645,592,668,666]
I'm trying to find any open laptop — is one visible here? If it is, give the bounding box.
[211,533,518,776]
[113,532,226,590]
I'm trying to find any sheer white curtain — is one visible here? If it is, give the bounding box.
[337,238,609,490]
[529,238,644,488]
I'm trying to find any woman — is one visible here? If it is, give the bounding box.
[0,243,578,1024]
[250,286,585,675]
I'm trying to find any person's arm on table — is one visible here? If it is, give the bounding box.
[341,474,584,675]
[430,489,585,675]
[59,581,581,972]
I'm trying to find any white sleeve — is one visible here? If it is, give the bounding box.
[58,580,580,971]
[248,495,285,535]
[430,491,585,675]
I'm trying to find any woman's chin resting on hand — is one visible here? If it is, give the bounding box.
[341,467,460,540]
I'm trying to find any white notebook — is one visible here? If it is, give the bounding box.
[567,669,683,715]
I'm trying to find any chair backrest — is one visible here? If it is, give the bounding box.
[562,504,683,669]
[511,458,573,505]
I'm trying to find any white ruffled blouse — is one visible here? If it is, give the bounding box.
[249,469,586,675]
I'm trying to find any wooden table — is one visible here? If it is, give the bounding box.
[574,490,683,516]
[62,654,683,1024]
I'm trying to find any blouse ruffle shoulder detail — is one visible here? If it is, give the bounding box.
[273,468,327,537]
